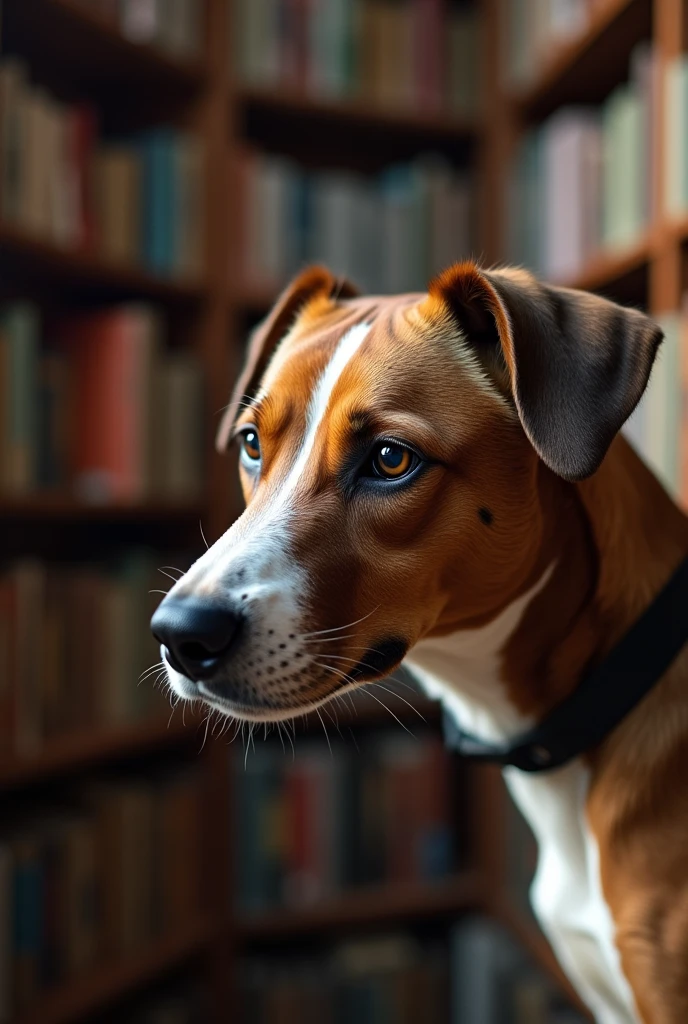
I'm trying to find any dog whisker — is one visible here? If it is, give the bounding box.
[199,520,209,550]
[360,687,416,737]
[157,568,181,584]
[299,606,379,639]
[315,707,332,756]
[139,660,165,683]
[300,634,357,645]
[198,711,212,754]
[160,564,185,578]
[369,682,426,721]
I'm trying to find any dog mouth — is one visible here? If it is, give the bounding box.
[196,679,358,722]
[163,636,409,722]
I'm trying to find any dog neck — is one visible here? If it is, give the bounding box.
[407,435,688,747]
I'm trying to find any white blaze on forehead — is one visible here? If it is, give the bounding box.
[276,320,371,503]
[168,320,371,595]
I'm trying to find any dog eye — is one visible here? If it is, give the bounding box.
[241,429,261,462]
[371,442,417,480]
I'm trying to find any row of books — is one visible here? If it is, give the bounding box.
[623,305,688,505]
[0,59,205,278]
[503,0,598,89]
[0,302,205,502]
[236,151,475,296]
[0,553,178,757]
[0,765,203,1020]
[665,52,688,216]
[239,920,587,1023]
[234,734,455,912]
[507,44,656,282]
[71,0,204,60]
[234,0,481,117]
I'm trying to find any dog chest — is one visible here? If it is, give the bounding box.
[504,763,639,1024]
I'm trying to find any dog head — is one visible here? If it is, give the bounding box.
[151,262,661,721]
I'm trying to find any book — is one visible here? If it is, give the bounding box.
[235,149,475,295]
[60,305,159,503]
[508,44,655,280]
[93,145,142,264]
[119,0,203,58]
[623,306,687,505]
[0,767,203,1019]
[0,550,182,753]
[0,58,205,277]
[233,0,483,114]
[0,300,205,502]
[234,732,456,911]
[503,0,589,89]
[1,304,40,494]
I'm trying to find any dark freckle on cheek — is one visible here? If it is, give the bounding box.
[478,507,493,526]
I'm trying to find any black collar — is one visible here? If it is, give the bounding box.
[443,555,688,773]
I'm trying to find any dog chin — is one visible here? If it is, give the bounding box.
[165,667,365,724]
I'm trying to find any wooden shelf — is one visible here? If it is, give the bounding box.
[4,0,206,97]
[16,918,215,1024]
[563,234,652,295]
[0,717,198,790]
[235,86,478,170]
[237,86,479,142]
[0,494,206,522]
[0,225,207,305]
[237,872,483,943]
[512,0,652,120]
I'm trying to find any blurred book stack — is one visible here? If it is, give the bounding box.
[239,920,587,1023]
[233,0,481,116]
[0,765,203,1021]
[0,302,205,502]
[450,918,588,1024]
[507,43,656,282]
[240,934,449,1022]
[503,0,591,89]
[71,0,203,60]
[664,51,688,218]
[0,552,176,759]
[623,307,688,504]
[235,151,474,294]
[234,734,455,913]
[0,58,205,278]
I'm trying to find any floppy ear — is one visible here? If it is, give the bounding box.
[216,266,357,452]
[427,262,663,481]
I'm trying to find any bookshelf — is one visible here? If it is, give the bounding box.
[0,716,197,790]
[8,0,683,1021]
[0,224,207,305]
[236,873,484,942]
[0,1,228,1022]
[14,917,215,1024]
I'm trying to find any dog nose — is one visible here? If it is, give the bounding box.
[151,597,240,681]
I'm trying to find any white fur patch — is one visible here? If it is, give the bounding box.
[404,568,640,1023]
[272,320,371,510]
[405,566,553,743]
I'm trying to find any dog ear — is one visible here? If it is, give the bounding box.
[427,262,663,481]
[216,266,358,452]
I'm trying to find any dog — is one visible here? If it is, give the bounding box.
[152,262,688,1023]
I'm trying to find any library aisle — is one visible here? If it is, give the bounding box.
[1,0,686,1022]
